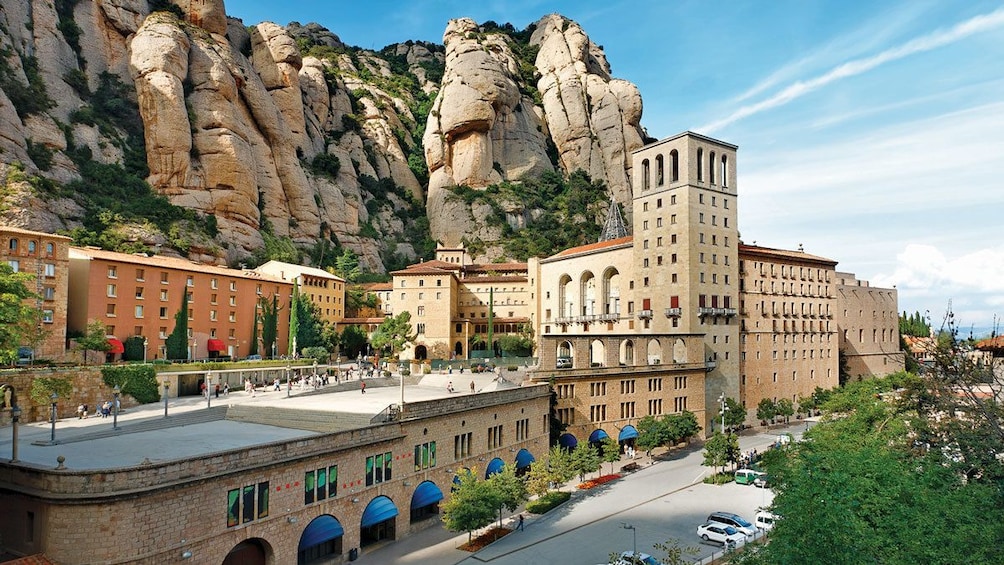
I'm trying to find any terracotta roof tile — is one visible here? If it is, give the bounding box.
[550,236,633,258]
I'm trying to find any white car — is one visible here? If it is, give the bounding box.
[754,510,778,532]
[697,522,746,548]
[598,551,660,565]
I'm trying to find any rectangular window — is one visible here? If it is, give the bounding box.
[106,304,116,317]
[454,432,473,459]
[136,268,145,281]
[186,276,194,287]
[108,266,117,278]
[159,307,168,319]
[227,482,269,528]
[365,451,393,486]
[304,465,337,505]
[44,263,55,277]
[42,310,54,323]
[161,272,169,284]
[106,284,117,297]
[488,424,504,450]
[414,441,437,471]
[134,305,144,318]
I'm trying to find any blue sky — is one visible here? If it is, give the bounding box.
[226,0,1004,335]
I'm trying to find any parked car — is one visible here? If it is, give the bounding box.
[734,468,765,485]
[556,356,573,369]
[753,473,771,488]
[600,551,660,565]
[243,354,262,361]
[754,510,778,532]
[706,512,756,537]
[697,522,747,548]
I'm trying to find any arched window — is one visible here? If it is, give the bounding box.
[670,149,679,182]
[709,151,716,184]
[696,148,704,181]
[655,154,664,186]
[641,159,650,190]
[721,155,728,187]
[8,238,17,251]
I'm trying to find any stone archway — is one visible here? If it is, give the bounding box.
[414,345,428,360]
[223,537,271,565]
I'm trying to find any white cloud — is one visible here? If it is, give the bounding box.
[699,7,1004,133]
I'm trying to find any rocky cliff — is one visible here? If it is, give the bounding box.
[0,1,647,271]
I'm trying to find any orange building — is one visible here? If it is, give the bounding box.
[0,226,71,361]
[68,248,292,361]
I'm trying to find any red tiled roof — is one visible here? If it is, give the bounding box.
[551,236,633,258]
[465,262,528,272]
[976,336,1004,350]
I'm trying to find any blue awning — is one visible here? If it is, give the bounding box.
[618,425,639,441]
[298,515,344,551]
[410,481,444,509]
[515,448,535,469]
[485,457,505,478]
[558,433,578,449]
[361,496,398,528]
[588,429,610,443]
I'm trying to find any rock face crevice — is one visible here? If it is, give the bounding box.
[0,2,646,270]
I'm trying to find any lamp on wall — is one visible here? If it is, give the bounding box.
[287,516,299,524]
[352,497,360,503]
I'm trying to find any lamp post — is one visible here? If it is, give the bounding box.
[621,523,637,560]
[163,379,170,417]
[286,362,291,398]
[272,342,277,360]
[206,370,212,409]
[112,385,121,430]
[143,337,148,363]
[719,393,728,434]
[48,392,58,445]
[312,360,317,389]
[10,405,21,462]
[190,339,196,362]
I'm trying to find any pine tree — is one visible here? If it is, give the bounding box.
[165,291,189,360]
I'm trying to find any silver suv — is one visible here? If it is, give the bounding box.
[706,512,756,537]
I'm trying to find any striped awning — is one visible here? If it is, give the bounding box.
[298,515,344,550]
[618,425,639,441]
[410,481,444,509]
[588,429,610,443]
[361,496,398,528]
[515,448,535,469]
[558,433,578,449]
[485,457,505,478]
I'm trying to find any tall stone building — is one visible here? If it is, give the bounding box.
[835,272,904,379]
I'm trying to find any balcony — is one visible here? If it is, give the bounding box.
[638,309,653,319]
[697,307,715,317]
[664,308,682,318]
[598,313,620,322]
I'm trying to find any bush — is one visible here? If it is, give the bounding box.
[301,346,329,363]
[101,365,159,404]
[702,471,735,485]
[525,490,570,514]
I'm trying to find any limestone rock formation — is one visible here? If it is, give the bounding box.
[423,16,646,255]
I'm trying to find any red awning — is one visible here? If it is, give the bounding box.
[207,339,226,352]
[107,338,125,354]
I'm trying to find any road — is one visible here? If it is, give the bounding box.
[369,423,804,565]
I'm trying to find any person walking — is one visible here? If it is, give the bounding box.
[360,381,366,394]
[470,381,476,393]
[517,514,524,531]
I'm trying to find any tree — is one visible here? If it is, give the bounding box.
[295,297,327,350]
[339,324,368,359]
[331,249,361,283]
[441,470,497,542]
[259,294,280,358]
[776,398,794,423]
[288,282,299,357]
[599,436,621,474]
[371,311,415,360]
[249,309,260,356]
[702,431,732,476]
[524,459,552,499]
[546,444,576,486]
[756,398,777,424]
[0,263,39,364]
[165,291,189,360]
[723,397,747,431]
[485,464,527,528]
[75,319,111,365]
[665,411,702,445]
[570,443,601,481]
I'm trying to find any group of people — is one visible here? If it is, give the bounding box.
[77,399,120,419]
[446,380,477,394]
[737,448,760,468]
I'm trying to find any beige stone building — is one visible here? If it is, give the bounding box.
[835,271,905,379]
[738,244,840,419]
[68,248,292,362]
[388,253,532,361]
[255,260,346,325]
[0,226,71,361]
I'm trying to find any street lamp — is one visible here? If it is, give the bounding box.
[143,337,148,363]
[286,362,291,398]
[163,379,170,417]
[719,393,728,434]
[112,385,121,430]
[621,523,637,561]
[272,342,277,360]
[206,370,212,409]
[312,360,318,389]
[48,392,58,445]
[10,405,21,462]
[190,339,196,362]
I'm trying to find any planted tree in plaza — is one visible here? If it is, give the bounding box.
[75,319,111,364]
[756,398,777,425]
[636,415,671,457]
[571,443,601,481]
[524,459,552,498]
[441,470,497,542]
[165,291,189,360]
[702,431,738,477]
[486,464,527,528]
[338,324,368,359]
[722,397,747,431]
[248,309,260,356]
[776,398,794,423]
[599,436,622,474]
[371,311,415,360]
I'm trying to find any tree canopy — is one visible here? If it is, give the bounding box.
[371,311,415,360]
[0,263,42,364]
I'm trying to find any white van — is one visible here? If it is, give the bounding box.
[754,511,778,532]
